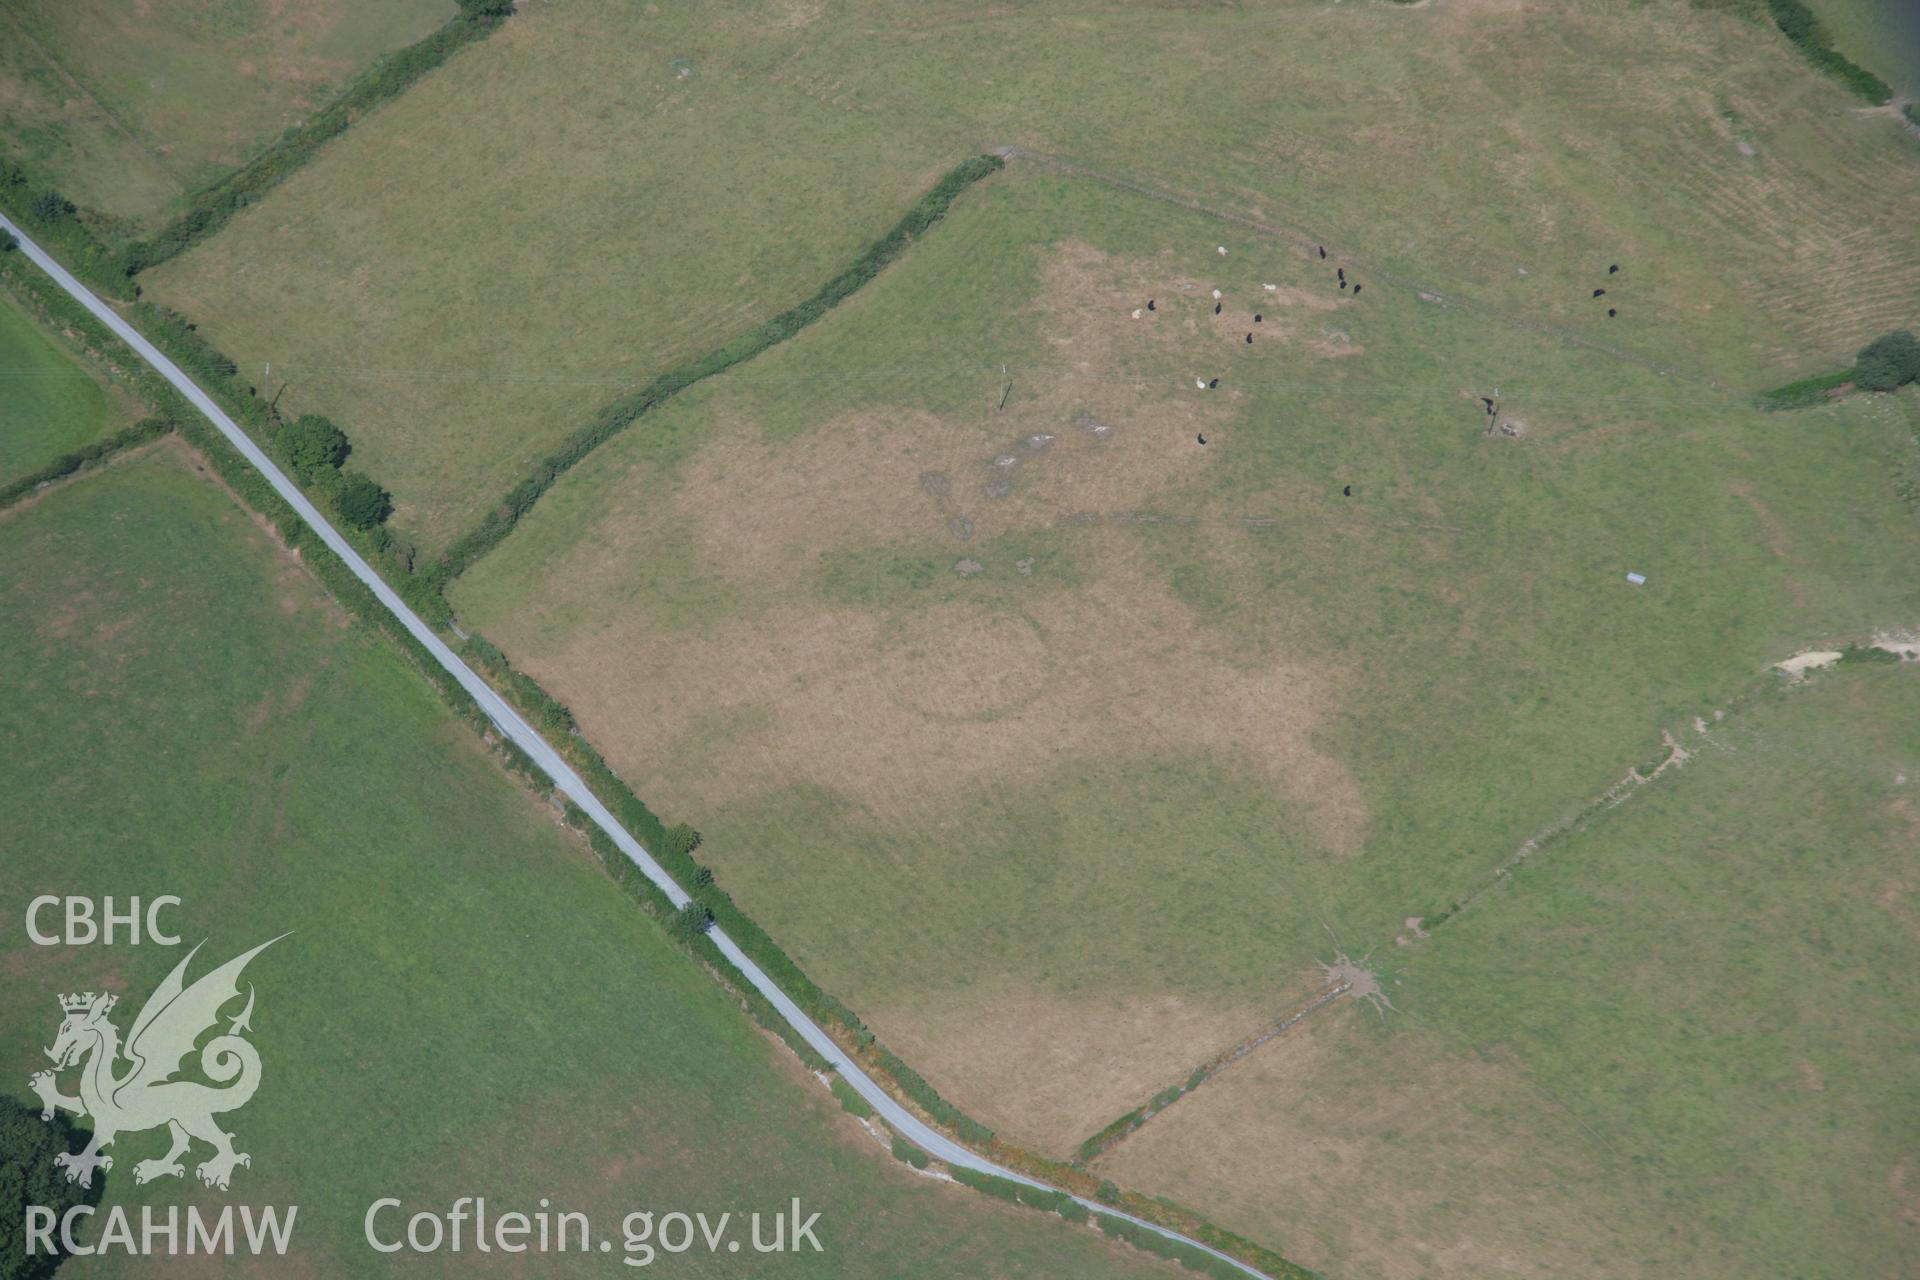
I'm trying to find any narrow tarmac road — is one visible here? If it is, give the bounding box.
[0,211,1273,1280]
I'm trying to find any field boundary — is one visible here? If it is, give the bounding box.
[1,210,1315,1280]
[121,2,511,276]
[423,152,1007,595]
[1070,637,1919,1166]
[1763,0,1892,105]
[0,3,510,291]
[0,414,174,513]
[1074,982,1350,1165]
[13,157,1019,1140]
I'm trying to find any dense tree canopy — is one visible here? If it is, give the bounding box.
[1854,330,1920,392]
[281,414,349,478]
[0,1096,98,1280]
[335,471,393,529]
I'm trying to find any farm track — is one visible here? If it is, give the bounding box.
[0,211,1284,1280]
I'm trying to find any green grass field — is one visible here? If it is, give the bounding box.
[448,164,1920,1177]
[141,0,1920,560]
[0,0,452,231]
[0,448,1184,1278]
[1098,657,1920,1280]
[0,285,129,487]
[140,0,971,551]
[9,0,1916,1274]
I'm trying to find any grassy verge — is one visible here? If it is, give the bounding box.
[0,160,131,297]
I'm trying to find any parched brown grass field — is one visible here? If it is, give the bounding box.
[26,0,1918,1274]
[448,145,1920,1276]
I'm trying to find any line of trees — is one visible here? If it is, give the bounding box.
[275,413,393,531]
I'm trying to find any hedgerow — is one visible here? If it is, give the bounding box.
[869,1046,994,1145]
[562,807,830,1072]
[1757,330,1920,410]
[1075,1108,1147,1163]
[120,8,508,276]
[0,161,130,298]
[6,153,1315,1280]
[1764,0,1891,104]
[427,153,1006,587]
[0,416,174,510]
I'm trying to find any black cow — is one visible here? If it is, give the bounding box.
[1609,264,1620,274]
[1198,433,1208,445]
[1246,333,1254,344]
[1593,288,1607,298]
[1209,378,1219,389]
[1214,302,1222,315]
[1254,314,1262,323]
[1319,246,1327,259]
[1352,284,1361,296]
[1147,299,1156,311]
[1608,308,1617,317]
[1343,484,1352,496]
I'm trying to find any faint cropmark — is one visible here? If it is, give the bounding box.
[29,937,287,1191]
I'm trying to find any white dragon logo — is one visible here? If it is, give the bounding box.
[28,936,284,1191]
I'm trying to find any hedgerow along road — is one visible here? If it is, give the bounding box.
[0,210,1274,1280]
